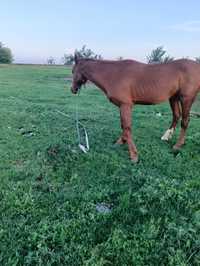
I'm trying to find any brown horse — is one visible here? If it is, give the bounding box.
[71,55,200,162]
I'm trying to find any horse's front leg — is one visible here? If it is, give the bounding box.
[116,112,126,145]
[119,103,138,162]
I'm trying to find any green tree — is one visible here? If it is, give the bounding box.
[75,45,102,60]
[63,45,102,65]
[47,56,55,65]
[0,42,13,63]
[62,53,74,65]
[147,46,174,64]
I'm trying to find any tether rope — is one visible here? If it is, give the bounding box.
[75,90,89,153]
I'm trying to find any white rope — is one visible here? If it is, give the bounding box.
[55,93,89,153]
[55,110,70,117]
[75,91,90,153]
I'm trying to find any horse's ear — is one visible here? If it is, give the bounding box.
[74,53,79,65]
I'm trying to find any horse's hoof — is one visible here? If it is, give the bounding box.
[131,156,139,163]
[115,139,124,145]
[172,145,182,157]
[173,144,181,151]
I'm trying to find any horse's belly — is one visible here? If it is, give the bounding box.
[134,77,179,104]
[134,84,178,104]
[135,94,168,105]
[135,100,156,105]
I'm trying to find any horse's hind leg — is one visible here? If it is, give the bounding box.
[173,95,195,150]
[119,104,138,162]
[161,97,181,141]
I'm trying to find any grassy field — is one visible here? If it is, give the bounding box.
[0,64,200,265]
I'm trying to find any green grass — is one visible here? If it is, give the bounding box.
[0,64,200,265]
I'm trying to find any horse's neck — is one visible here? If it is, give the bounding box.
[82,62,110,93]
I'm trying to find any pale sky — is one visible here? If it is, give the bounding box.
[1,0,200,64]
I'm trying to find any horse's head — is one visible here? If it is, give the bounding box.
[71,54,87,94]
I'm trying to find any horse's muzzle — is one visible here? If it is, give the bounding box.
[71,86,79,94]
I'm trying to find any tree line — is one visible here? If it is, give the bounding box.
[0,41,200,65]
[49,45,200,65]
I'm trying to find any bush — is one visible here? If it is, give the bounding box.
[195,57,200,63]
